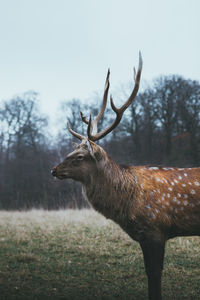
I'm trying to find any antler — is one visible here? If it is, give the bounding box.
[67,69,110,140]
[80,69,110,135]
[87,51,143,141]
[67,123,85,141]
[67,52,143,142]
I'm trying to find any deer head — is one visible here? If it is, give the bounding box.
[51,52,143,183]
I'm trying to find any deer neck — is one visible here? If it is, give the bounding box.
[82,156,138,223]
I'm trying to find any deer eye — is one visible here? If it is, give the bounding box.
[77,154,84,160]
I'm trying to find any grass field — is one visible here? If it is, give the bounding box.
[0,209,200,300]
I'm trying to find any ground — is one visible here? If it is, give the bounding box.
[0,209,200,299]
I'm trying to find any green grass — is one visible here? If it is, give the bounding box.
[0,209,200,299]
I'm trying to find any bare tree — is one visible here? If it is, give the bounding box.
[177,79,200,164]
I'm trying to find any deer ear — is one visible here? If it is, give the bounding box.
[93,151,102,161]
[87,140,102,161]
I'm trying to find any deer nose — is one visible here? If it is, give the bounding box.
[51,168,57,177]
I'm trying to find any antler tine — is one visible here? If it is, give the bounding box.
[133,67,136,82]
[67,122,85,141]
[95,68,110,123]
[87,95,123,141]
[87,52,143,142]
[114,51,142,114]
[87,69,110,136]
[80,69,110,136]
[80,111,89,125]
[87,114,92,138]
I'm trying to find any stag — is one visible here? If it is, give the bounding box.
[51,53,200,300]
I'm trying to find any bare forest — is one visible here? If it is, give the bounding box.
[0,75,200,210]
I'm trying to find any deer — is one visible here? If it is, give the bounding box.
[51,52,200,300]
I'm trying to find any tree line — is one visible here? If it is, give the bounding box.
[0,75,200,210]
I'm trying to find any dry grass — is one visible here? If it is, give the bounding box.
[0,209,200,299]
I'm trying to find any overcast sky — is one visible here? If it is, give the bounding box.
[0,0,199,124]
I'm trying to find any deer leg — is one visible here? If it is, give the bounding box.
[140,239,165,300]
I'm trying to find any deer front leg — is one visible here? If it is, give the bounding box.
[140,238,165,300]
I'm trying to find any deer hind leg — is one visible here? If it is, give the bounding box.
[140,238,166,300]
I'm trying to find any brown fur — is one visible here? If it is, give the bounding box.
[52,140,200,300]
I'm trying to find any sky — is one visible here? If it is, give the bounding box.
[0,0,199,126]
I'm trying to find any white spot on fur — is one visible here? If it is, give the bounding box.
[157,189,161,193]
[149,167,159,170]
[191,189,196,194]
[178,176,183,180]
[167,193,171,198]
[183,200,188,206]
[146,204,151,209]
[156,178,162,182]
[172,197,177,203]
[174,179,178,184]
[184,173,188,177]
[177,193,181,198]
[188,182,192,185]
[182,183,186,187]
[184,194,188,198]
[168,187,173,191]
[194,181,200,186]
[171,182,175,186]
